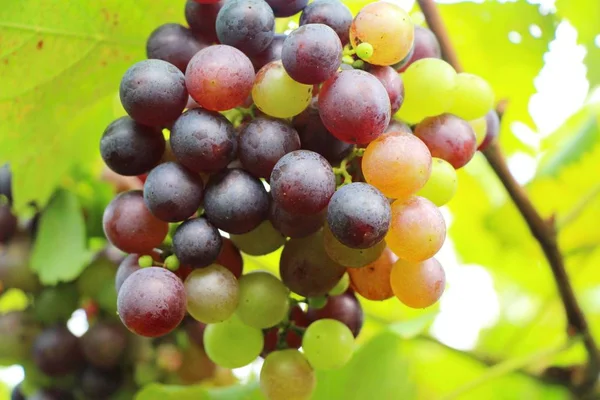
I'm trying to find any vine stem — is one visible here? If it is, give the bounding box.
[417,0,600,391]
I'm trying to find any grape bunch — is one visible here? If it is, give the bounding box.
[101,0,499,398]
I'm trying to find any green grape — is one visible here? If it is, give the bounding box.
[260,350,316,400]
[230,220,286,256]
[138,255,154,268]
[252,60,312,118]
[448,73,495,120]
[307,296,327,310]
[237,271,289,329]
[34,284,78,324]
[468,117,487,147]
[328,273,350,296]
[400,58,457,120]
[164,255,180,271]
[302,319,354,370]
[185,265,239,324]
[323,224,385,268]
[204,314,263,369]
[416,158,458,206]
[355,42,374,61]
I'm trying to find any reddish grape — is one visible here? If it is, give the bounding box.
[269,202,325,238]
[299,0,352,46]
[216,237,244,278]
[146,23,207,73]
[398,26,441,72]
[390,257,445,308]
[368,65,404,114]
[185,0,224,43]
[348,247,396,301]
[115,252,159,292]
[478,109,500,151]
[385,119,412,134]
[307,292,363,337]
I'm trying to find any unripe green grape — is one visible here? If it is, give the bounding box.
[138,255,154,268]
[185,265,239,324]
[307,296,327,310]
[260,349,316,400]
[329,273,350,296]
[356,42,374,61]
[416,158,458,206]
[448,73,495,120]
[164,255,180,271]
[230,220,286,256]
[204,314,263,368]
[237,271,289,329]
[302,319,354,370]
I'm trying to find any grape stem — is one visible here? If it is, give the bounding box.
[417,0,600,394]
[332,147,366,186]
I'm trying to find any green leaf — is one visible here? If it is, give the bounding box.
[0,288,29,314]
[30,189,93,285]
[387,310,437,339]
[135,383,263,400]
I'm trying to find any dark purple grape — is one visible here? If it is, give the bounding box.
[30,389,75,400]
[398,26,441,73]
[103,191,169,254]
[80,366,122,400]
[173,218,222,267]
[100,116,165,176]
[318,70,391,145]
[281,24,342,84]
[269,201,324,238]
[270,150,335,215]
[216,0,275,56]
[250,33,285,72]
[146,23,207,73]
[0,164,12,205]
[238,117,301,179]
[327,183,390,249]
[185,0,224,43]
[279,230,345,296]
[117,267,186,337]
[299,0,352,45]
[33,325,83,377]
[119,59,188,127]
[0,204,17,244]
[368,65,404,114]
[385,119,412,134]
[143,162,204,222]
[170,108,237,173]
[81,321,128,368]
[266,0,308,17]
[292,101,353,165]
[115,254,146,292]
[216,237,244,278]
[307,292,363,337]
[10,384,24,400]
[479,109,500,151]
[203,169,269,234]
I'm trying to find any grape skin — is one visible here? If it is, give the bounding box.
[448,73,495,120]
[216,0,275,56]
[479,109,500,151]
[398,26,441,72]
[146,23,207,73]
[185,0,223,43]
[390,257,445,308]
[216,238,244,278]
[250,33,286,72]
[266,0,308,17]
[385,119,412,134]
[302,318,354,370]
[307,292,363,337]
[299,0,352,46]
[323,224,386,268]
[260,350,316,400]
[33,325,83,377]
[230,220,286,256]
[185,265,239,323]
[81,321,128,369]
[236,271,290,329]
[269,201,325,238]
[416,157,458,207]
[203,314,263,368]
[368,65,404,114]
[348,247,396,301]
[173,218,223,268]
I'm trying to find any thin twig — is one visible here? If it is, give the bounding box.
[416,0,600,391]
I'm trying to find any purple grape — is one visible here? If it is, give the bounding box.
[115,254,146,292]
[266,0,308,17]
[173,218,222,268]
[80,366,123,400]
[368,65,404,114]
[478,109,500,151]
[269,201,325,238]
[299,0,352,45]
[250,33,285,71]
[398,26,442,72]
[216,0,275,56]
[307,291,363,337]
[81,321,128,369]
[185,0,224,43]
[33,325,83,377]
[146,23,207,73]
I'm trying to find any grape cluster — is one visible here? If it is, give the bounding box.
[100,0,499,398]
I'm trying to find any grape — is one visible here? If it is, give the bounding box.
[34,284,78,324]
[348,247,395,301]
[307,292,363,337]
[349,2,414,66]
[237,271,289,329]
[397,58,457,123]
[390,257,445,308]
[81,366,122,400]
[281,24,342,84]
[173,218,222,268]
[186,45,255,111]
[260,350,316,400]
[185,265,239,323]
[299,0,352,46]
[143,162,204,222]
[117,267,186,337]
[30,389,75,400]
[318,70,391,144]
[302,318,353,370]
[119,59,188,127]
[270,150,335,215]
[99,116,165,176]
[262,305,308,357]
[253,61,313,118]
[269,201,325,238]
[0,311,40,363]
[385,119,412,134]
[469,116,487,147]
[0,164,12,204]
[417,158,458,206]
[115,253,155,292]
[327,182,390,249]
[238,117,301,179]
[216,0,275,55]
[185,0,223,43]
[0,235,40,292]
[250,33,286,71]
[387,196,446,262]
[414,113,477,169]
[0,204,17,244]
[177,341,216,384]
[448,73,495,120]
[292,101,354,164]
[103,191,168,254]
[479,109,500,151]
[362,131,431,200]
[398,26,441,72]
[33,325,83,376]
[146,23,206,73]
[81,321,128,368]
[216,238,244,278]
[203,169,269,234]
[170,108,237,173]
[230,220,286,256]
[368,65,404,114]
[329,272,349,296]
[184,317,207,347]
[204,314,263,368]
[279,230,345,296]
[323,224,385,268]
[265,0,307,17]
